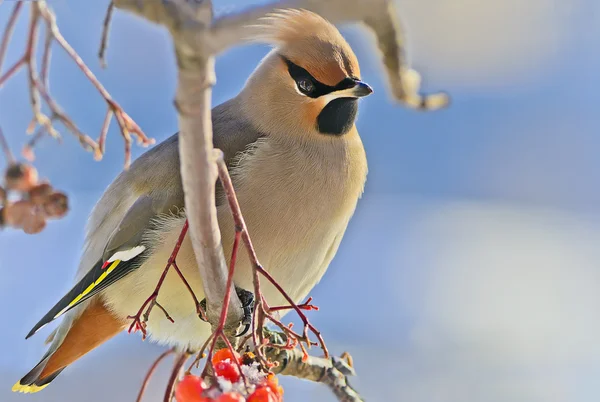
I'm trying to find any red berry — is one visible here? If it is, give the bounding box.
[212,349,241,365]
[247,386,278,402]
[214,360,241,383]
[175,375,208,402]
[215,392,245,402]
[265,374,284,399]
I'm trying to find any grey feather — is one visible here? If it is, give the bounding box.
[77,97,264,281]
[18,97,266,389]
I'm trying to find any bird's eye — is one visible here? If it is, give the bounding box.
[296,78,315,94]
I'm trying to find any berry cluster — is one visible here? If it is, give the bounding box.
[0,162,68,234]
[176,349,284,402]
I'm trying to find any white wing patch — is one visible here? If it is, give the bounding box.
[107,245,146,262]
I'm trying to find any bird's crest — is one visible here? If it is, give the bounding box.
[248,9,342,46]
[247,9,361,86]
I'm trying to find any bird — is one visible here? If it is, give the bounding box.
[13,8,372,393]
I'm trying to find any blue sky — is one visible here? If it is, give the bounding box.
[2,1,600,401]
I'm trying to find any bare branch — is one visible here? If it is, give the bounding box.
[164,351,191,402]
[268,347,363,402]
[0,1,23,74]
[208,0,449,110]
[98,2,115,68]
[175,58,243,331]
[0,126,15,164]
[0,1,154,166]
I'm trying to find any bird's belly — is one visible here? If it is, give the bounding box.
[102,186,356,351]
[218,186,353,310]
[101,218,212,351]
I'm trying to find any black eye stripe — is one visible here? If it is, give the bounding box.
[281,56,357,98]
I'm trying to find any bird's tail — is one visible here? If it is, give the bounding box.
[13,299,125,393]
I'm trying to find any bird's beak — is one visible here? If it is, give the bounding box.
[322,80,374,104]
[351,80,373,98]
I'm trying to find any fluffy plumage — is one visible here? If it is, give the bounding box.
[14,8,371,393]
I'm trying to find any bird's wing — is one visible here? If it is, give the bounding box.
[26,195,181,339]
[26,98,266,340]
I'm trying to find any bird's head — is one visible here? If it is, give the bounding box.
[240,9,372,139]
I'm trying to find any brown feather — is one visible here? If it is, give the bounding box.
[39,300,125,379]
[252,9,360,85]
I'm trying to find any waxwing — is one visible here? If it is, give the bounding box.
[14,9,372,393]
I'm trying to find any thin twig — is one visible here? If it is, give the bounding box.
[215,152,329,364]
[136,348,175,402]
[98,2,115,68]
[164,352,190,402]
[127,220,190,338]
[270,296,319,312]
[97,109,113,159]
[200,228,248,387]
[172,260,208,321]
[0,1,154,164]
[0,1,23,74]
[37,3,154,157]
[0,126,15,164]
[40,20,52,90]
[0,56,25,89]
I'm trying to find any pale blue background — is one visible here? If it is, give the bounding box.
[2,1,600,401]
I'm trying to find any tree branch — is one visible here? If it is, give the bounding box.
[268,347,362,402]
[205,0,449,109]
[112,0,245,333]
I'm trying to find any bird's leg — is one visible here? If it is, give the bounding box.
[198,286,254,336]
[235,286,254,336]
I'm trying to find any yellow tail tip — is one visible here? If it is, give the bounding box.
[12,381,49,394]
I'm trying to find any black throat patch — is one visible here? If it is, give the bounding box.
[281,55,359,136]
[317,98,358,136]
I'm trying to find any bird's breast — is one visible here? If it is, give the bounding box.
[101,134,367,350]
[219,134,367,305]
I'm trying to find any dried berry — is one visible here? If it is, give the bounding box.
[29,182,53,205]
[22,212,47,234]
[44,192,68,218]
[3,200,34,228]
[5,163,38,192]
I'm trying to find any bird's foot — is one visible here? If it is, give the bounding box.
[235,286,255,337]
[198,286,254,337]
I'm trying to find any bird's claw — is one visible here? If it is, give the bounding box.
[198,286,254,337]
[235,286,254,337]
[198,298,208,322]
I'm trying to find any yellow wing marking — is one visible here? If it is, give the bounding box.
[12,381,50,394]
[53,260,121,319]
